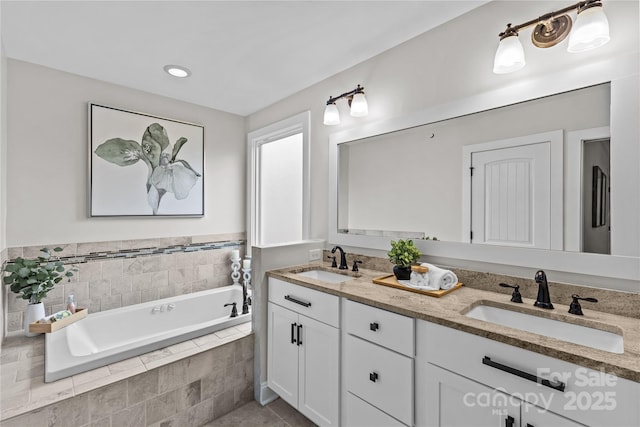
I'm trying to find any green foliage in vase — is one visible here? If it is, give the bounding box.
[94,123,201,215]
[387,239,422,268]
[3,247,76,304]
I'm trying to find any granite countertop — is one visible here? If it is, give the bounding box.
[268,263,640,383]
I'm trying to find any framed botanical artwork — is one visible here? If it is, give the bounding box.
[89,104,204,217]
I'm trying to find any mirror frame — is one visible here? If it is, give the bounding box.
[329,53,639,289]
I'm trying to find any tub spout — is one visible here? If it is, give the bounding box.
[242,282,250,315]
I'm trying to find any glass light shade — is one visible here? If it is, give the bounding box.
[493,34,526,74]
[323,103,340,125]
[567,5,610,53]
[350,93,368,117]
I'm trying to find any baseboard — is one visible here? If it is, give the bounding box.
[259,382,279,406]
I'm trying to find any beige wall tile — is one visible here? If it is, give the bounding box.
[175,380,201,411]
[50,393,89,426]
[127,370,159,406]
[63,281,90,302]
[151,271,169,288]
[100,295,122,311]
[131,272,153,290]
[143,255,175,273]
[112,402,145,427]
[101,259,124,280]
[88,380,127,421]
[110,277,133,296]
[1,406,48,427]
[157,360,188,394]
[121,291,141,307]
[145,390,177,425]
[78,262,102,283]
[140,289,158,303]
[77,241,122,255]
[124,258,144,275]
[88,279,111,299]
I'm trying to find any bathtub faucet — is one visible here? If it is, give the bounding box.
[241,282,250,315]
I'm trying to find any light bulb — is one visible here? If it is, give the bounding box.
[350,93,368,117]
[323,103,340,125]
[567,4,610,53]
[493,34,526,74]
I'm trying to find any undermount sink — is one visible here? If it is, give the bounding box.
[464,303,624,354]
[295,269,354,284]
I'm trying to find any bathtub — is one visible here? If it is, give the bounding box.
[45,286,251,382]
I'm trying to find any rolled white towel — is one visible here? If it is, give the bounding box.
[421,263,458,290]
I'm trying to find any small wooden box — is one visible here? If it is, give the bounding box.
[29,308,88,334]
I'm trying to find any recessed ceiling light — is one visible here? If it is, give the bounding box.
[163,65,191,78]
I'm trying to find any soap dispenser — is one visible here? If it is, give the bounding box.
[66,294,76,314]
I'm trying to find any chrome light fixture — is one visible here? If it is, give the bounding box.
[323,84,368,125]
[493,0,610,74]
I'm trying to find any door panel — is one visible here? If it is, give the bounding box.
[267,303,299,407]
[471,141,551,249]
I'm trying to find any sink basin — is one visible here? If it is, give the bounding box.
[465,304,624,354]
[295,269,354,284]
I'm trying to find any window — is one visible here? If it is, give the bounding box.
[248,112,310,253]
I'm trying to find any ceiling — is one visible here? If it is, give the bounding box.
[1,1,487,116]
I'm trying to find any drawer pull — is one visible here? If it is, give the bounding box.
[505,415,515,427]
[482,356,565,392]
[369,372,379,382]
[297,324,303,346]
[285,295,312,307]
[369,322,379,331]
[291,323,297,344]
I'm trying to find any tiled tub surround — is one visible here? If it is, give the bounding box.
[271,261,640,382]
[3,234,245,335]
[46,285,251,382]
[1,322,253,425]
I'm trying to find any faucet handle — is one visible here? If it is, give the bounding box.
[352,260,363,272]
[327,255,337,268]
[224,302,238,317]
[568,294,598,315]
[499,283,523,303]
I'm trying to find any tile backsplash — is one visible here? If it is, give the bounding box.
[3,233,246,335]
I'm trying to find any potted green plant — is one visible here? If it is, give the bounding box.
[3,247,76,336]
[388,239,422,280]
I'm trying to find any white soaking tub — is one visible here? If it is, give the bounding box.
[45,286,250,382]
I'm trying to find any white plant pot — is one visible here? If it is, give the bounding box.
[24,302,45,337]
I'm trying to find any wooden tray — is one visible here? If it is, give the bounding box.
[372,275,463,298]
[29,308,88,333]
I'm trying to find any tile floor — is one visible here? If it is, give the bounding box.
[204,398,317,427]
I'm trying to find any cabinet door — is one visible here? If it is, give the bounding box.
[299,314,340,426]
[416,362,520,427]
[521,403,585,427]
[267,302,300,408]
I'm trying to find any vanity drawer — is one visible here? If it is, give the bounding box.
[345,392,406,427]
[417,320,640,427]
[345,335,413,426]
[268,278,339,327]
[344,299,414,356]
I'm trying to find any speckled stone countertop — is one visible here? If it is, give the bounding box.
[268,263,640,383]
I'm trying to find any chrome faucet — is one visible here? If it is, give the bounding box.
[534,270,554,309]
[331,246,348,270]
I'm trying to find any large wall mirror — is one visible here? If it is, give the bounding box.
[329,62,639,290]
[338,84,609,251]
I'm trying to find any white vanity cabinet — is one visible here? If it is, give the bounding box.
[416,320,639,427]
[343,299,415,426]
[267,278,340,426]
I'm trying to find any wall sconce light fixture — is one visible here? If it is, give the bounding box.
[323,84,368,125]
[493,0,610,74]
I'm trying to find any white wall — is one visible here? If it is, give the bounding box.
[6,60,246,247]
[1,9,7,252]
[247,0,639,255]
